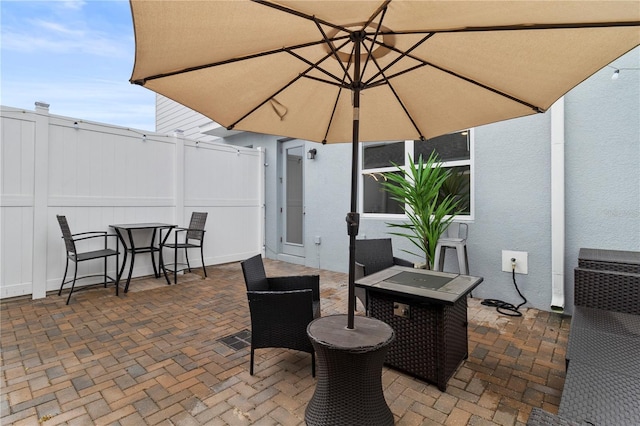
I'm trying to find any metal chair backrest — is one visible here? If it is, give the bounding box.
[186,212,207,241]
[57,215,76,254]
[444,222,468,240]
[241,254,270,291]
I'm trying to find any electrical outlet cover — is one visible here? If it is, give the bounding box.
[502,250,528,274]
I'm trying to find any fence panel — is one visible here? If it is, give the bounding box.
[0,105,264,299]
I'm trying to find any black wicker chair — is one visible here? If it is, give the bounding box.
[240,254,320,376]
[159,212,208,284]
[354,238,413,311]
[56,215,120,305]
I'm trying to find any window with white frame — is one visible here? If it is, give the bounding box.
[361,130,473,218]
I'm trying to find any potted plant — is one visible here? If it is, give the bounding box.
[381,152,462,269]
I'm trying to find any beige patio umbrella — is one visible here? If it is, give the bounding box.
[129,0,640,329]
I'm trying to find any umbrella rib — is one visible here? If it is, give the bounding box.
[361,43,426,139]
[368,58,544,113]
[322,44,358,143]
[226,75,303,131]
[360,33,544,112]
[251,0,355,34]
[323,86,344,144]
[228,40,354,130]
[362,33,435,87]
[302,74,347,88]
[313,18,353,85]
[131,38,344,85]
[384,20,640,34]
[286,38,353,88]
[360,4,389,81]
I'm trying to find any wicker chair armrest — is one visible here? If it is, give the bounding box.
[69,232,111,243]
[70,230,106,238]
[269,275,320,301]
[178,227,206,233]
[162,227,205,243]
[394,257,414,268]
[66,232,119,251]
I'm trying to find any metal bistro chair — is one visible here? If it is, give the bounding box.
[355,238,413,312]
[160,212,208,284]
[56,215,120,304]
[241,254,320,376]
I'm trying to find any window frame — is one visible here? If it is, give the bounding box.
[359,130,475,221]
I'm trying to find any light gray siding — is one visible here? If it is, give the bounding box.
[156,95,221,142]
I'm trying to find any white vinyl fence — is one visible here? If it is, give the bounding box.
[0,103,265,300]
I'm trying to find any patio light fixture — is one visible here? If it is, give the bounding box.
[608,65,640,80]
[307,148,317,160]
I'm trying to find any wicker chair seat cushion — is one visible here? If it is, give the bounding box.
[570,306,640,337]
[559,360,640,425]
[566,322,640,378]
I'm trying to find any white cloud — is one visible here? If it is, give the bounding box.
[2,19,130,58]
[1,0,154,132]
[59,0,87,11]
[33,19,84,36]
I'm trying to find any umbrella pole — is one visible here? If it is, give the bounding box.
[346,32,364,330]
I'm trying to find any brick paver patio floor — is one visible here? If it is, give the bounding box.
[1,259,570,425]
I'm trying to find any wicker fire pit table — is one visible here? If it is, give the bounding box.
[356,266,483,391]
[305,314,395,426]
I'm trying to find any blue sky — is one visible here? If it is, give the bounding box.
[1,0,156,131]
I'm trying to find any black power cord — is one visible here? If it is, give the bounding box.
[481,260,527,317]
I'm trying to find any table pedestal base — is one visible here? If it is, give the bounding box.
[305,315,394,426]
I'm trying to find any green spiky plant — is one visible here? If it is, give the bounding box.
[381,152,462,269]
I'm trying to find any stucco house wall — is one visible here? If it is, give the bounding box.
[157,48,639,314]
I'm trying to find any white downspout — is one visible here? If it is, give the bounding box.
[550,98,565,312]
[258,147,267,257]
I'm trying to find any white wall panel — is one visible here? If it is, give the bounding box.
[181,141,263,266]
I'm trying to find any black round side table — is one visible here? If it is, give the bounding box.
[305,314,395,426]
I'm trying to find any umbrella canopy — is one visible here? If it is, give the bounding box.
[129,0,640,328]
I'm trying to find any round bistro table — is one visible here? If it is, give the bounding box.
[305,314,395,426]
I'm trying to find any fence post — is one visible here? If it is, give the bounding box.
[173,129,185,226]
[32,102,50,299]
